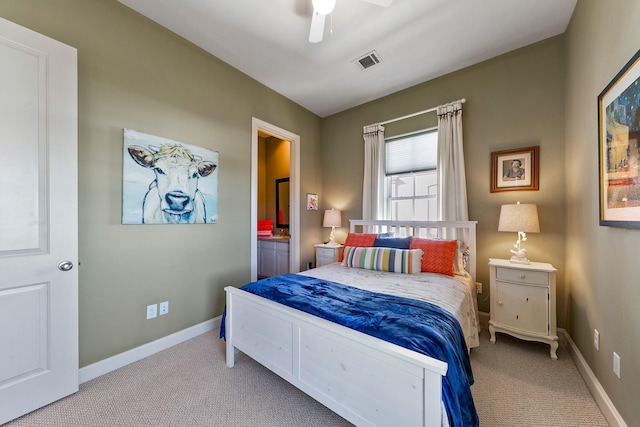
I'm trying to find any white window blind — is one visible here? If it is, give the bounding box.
[385,130,437,175]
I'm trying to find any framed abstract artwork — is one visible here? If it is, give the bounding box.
[598,48,640,228]
[491,146,539,192]
[306,193,318,210]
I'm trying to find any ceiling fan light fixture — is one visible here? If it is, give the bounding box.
[312,0,336,15]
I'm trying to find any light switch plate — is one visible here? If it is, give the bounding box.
[146,304,157,319]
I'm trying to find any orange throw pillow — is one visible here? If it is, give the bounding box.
[338,233,377,261]
[410,237,457,276]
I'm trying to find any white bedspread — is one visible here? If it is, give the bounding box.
[299,263,480,349]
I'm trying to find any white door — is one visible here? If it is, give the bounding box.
[0,17,78,424]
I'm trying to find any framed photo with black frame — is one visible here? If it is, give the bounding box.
[598,48,640,228]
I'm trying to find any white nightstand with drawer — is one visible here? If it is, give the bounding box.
[488,258,559,359]
[314,244,343,268]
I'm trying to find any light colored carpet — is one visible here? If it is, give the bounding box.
[5,328,609,426]
[470,329,609,426]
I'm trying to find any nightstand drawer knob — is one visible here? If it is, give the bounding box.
[497,300,503,306]
[520,274,526,279]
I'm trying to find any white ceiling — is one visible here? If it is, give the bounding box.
[117,0,577,118]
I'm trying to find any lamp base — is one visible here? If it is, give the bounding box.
[327,227,337,246]
[509,247,531,264]
[509,255,531,265]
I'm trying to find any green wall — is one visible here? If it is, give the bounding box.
[565,0,640,424]
[0,0,322,367]
[321,36,567,319]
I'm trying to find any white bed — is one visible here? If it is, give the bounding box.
[224,220,479,427]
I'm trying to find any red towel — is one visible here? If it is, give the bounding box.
[258,220,273,231]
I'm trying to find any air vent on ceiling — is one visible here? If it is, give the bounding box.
[353,50,383,71]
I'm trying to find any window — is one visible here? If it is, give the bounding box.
[385,129,438,221]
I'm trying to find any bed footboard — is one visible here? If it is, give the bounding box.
[225,286,447,427]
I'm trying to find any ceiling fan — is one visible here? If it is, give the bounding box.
[309,0,394,43]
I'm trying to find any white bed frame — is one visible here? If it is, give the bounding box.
[224,220,477,427]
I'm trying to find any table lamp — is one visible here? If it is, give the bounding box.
[323,209,341,246]
[498,202,540,264]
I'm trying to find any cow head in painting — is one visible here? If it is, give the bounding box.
[128,144,217,224]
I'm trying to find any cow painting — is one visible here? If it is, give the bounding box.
[122,129,218,224]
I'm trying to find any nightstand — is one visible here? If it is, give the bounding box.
[314,243,343,268]
[488,258,559,359]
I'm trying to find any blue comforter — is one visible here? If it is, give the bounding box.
[221,273,478,427]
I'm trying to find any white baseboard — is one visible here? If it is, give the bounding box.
[557,328,626,427]
[79,316,221,384]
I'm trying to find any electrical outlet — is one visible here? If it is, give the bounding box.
[146,304,158,319]
[594,329,600,351]
[613,352,621,379]
[159,301,169,315]
[475,282,482,294]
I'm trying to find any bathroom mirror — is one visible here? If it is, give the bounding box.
[276,177,290,228]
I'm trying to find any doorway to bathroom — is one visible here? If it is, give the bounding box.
[251,118,300,281]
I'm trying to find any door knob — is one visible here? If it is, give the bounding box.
[58,261,73,271]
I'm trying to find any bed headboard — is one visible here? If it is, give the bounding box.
[349,220,478,282]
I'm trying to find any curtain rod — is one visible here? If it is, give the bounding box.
[379,98,466,126]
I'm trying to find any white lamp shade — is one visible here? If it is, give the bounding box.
[312,0,336,15]
[323,209,341,228]
[498,203,540,233]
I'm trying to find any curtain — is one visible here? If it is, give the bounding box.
[437,101,476,323]
[437,100,468,222]
[362,124,385,220]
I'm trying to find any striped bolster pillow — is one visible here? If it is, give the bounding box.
[342,246,423,274]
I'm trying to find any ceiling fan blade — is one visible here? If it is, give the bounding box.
[361,0,393,6]
[309,9,326,43]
